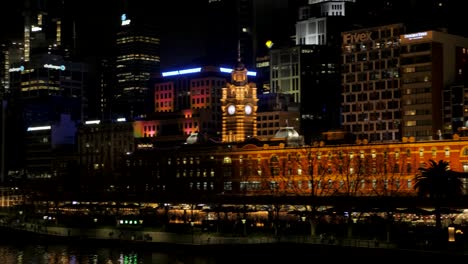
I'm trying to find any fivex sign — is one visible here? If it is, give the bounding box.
[343,32,372,44]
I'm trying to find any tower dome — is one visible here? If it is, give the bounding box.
[273,127,300,139]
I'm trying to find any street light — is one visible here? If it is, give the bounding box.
[190,221,195,244]
[301,215,307,237]
[241,218,246,236]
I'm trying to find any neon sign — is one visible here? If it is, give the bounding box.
[44,64,66,70]
[9,65,24,72]
[162,67,202,77]
[121,13,131,26]
[27,126,51,131]
[403,32,428,40]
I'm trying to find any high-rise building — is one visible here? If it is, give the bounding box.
[400,30,468,140]
[265,0,357,144]
[341,24,404,142]
[24,114,77,179]
[152,66,227,139]
[3,0,89,178]
[146,65,258,141]
[295,0,356,46]
[341,24,468,142]
[9,54,87,125]
[269,45,340,144]
[113,13,160,120]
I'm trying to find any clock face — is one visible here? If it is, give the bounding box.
[245,105,252,115]
[227,105,236,115]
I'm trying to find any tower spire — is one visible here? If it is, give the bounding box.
[237,39,241,63]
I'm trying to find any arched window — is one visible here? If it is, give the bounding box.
[406,149,411,157]
[297,166,302,175]
[445,147,450,157]
[223,156,232,164]
[270,155,280,176]
[462,147,468,156]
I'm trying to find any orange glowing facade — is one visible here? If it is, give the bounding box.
[154,82,174,112]
[122,136,468,205]
[152,66,228,138]
[221,63,258,142]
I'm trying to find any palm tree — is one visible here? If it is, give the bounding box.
[414,159,463,229]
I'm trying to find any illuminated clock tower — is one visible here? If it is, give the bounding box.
[221,61,258,142]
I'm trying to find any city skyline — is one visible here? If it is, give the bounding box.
[2,1,468,258]
[0,0,301,70]
[3,0,468,70]
[0,0,211,69]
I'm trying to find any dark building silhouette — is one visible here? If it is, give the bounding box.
[112,12,160,120]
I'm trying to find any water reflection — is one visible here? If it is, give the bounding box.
[0,243,200,264]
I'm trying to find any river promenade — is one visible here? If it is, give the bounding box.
[2,221,468,260]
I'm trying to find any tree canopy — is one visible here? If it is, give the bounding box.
[414,159,463,199]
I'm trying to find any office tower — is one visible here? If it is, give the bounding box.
[269,44,340,144]
[24,114,77,179]
[400,30,468,140]
[445,84,468,136]
[152,66,227,139]
[22,0,71,61]
[113,13,160,120]
[145,65,258,142]
[341,24,404,142]
[9,54,87,125]
[342,23,468,142]
[97,58,115,121]
[3,0,89,178]
[0,44,7,182]
[295,0,356,46]
[266,0,355,144]
[77,119,134,187]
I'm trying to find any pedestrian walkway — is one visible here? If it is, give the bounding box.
[1,221,467,256]
[1,221,395,249]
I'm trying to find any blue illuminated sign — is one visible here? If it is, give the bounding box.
[219,67,257,76]
[161,67,257,77]
[161,67,202,77]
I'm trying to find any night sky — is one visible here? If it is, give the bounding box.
[0,0,208,69]
[2,0,468,70]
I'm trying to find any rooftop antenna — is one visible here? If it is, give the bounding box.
[237,39,241,63]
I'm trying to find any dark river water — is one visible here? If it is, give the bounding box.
[0,231,467,264]
[0,241,226,264]
[0,236,224,264]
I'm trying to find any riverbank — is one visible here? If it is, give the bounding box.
[2,227,468,262]
[2,222,468,260]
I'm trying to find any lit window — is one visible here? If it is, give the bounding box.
[223,156,232,164]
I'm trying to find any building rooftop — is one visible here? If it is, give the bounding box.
[273,127,300,139]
